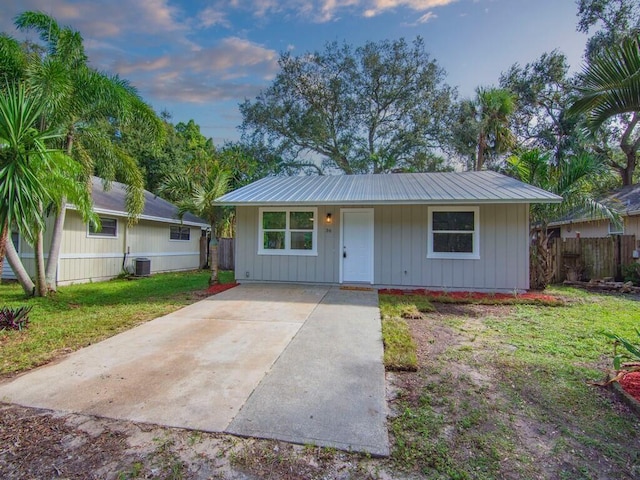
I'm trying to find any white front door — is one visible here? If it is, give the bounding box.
[341,209,374,283]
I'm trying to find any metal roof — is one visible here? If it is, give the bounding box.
[66,177,209,227]
[216,171,562,206]
[550,183,640,225]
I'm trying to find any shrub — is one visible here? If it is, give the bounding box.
[0,306,32,331]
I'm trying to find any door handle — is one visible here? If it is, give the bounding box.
[343,246,347,258]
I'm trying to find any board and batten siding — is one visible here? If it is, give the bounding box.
[236,203,530,291]
[236,206,338,283]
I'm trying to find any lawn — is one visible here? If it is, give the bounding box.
[381,287,640,479]
[0,270,234,375]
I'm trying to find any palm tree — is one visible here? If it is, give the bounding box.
[159,162,231,284]
[0,83,59,295]
[568,35,640,185]
[506,149,617,289]
[475,87,516,171]
[13,11,163,290]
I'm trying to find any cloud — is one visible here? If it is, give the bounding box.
[201,0,456,23]
[402,10,437,26]
[198,6,230,28]
[363,0,456,18]
[112,37,279,103]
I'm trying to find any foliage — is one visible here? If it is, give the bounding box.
[0,305,32,331]
[449,87,516,171]
[506,149,617,289]
[0,270,209,374]
[569,35,640,132]
[0,83,60,240]
[240,37,455,174]
[621,263,640,284]
[500,51,581,162]
[577,0,640,59]
[602,329,640,370]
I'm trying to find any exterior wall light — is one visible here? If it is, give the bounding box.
[326,213,332,224]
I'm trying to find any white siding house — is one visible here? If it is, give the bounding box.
[4,177,209,285]
[217,171,561,292]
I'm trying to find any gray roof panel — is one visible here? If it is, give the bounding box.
[216,171,561,205]
[67,177,209,227]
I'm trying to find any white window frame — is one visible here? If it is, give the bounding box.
[427,206,480,260]
[170,225,191,241]
[608,220,624,235]
[258,207,318,256]
[88,217,118,238]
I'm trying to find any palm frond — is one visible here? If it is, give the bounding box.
[569,35,640,130]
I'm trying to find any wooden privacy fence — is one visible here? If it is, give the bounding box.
[217,237,235,270]
[549,235,636,282]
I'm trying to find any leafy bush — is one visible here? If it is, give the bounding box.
[0,306,32,331]
[621,264,640,285]
[603,329,640,370]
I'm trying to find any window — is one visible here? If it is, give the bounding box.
[608,221,623,235]
[428,206,479,259]
[88,217,117,237]
[259,208,317,255]
[170,225,191,241]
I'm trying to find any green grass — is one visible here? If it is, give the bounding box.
[379,294,426,371]
[0,270,213,375]
[384,286,640,479]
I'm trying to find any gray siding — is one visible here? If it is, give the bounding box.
[236,203,530,291]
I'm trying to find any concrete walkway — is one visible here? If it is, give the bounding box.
[227,287,389,456]
[0,284,388,455]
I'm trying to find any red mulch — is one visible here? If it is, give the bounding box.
[378,288,561,305]
[620,371,640,404]
[206,283,239,295]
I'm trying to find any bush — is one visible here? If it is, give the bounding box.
[0,306,32,331]
[621,263,640,285]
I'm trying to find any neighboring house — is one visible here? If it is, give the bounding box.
[550,183,640,239]
[3,177,209,285]
[216,171,561,292]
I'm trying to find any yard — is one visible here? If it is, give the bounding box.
[1,277,639,479]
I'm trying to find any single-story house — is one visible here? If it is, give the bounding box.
[3,177,209,285]
[216,171,561,292]
[550,183,640,239]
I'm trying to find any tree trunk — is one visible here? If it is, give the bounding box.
[45,201,67,291]
[476,132,486,171]
[5,233,35,296]
[209,236,219,285]
[0,222,7,284]
[34,225,47,297]
[530,227,553,290]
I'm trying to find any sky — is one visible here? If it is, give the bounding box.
[1,0,590,144]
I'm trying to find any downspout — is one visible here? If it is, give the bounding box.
[122,222,128,272]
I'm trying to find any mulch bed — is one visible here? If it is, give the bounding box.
[206,283,239,295]
[378,288,562,305]
[620,371,640,404]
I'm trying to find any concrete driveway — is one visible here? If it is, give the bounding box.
[0,284,389,456]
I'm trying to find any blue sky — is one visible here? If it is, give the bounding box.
[1,0,589,144]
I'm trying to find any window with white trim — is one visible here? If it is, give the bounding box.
[170,225,191,241]
[88,217,118,237]
[428,206,480,259]
[258,207,317,255]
